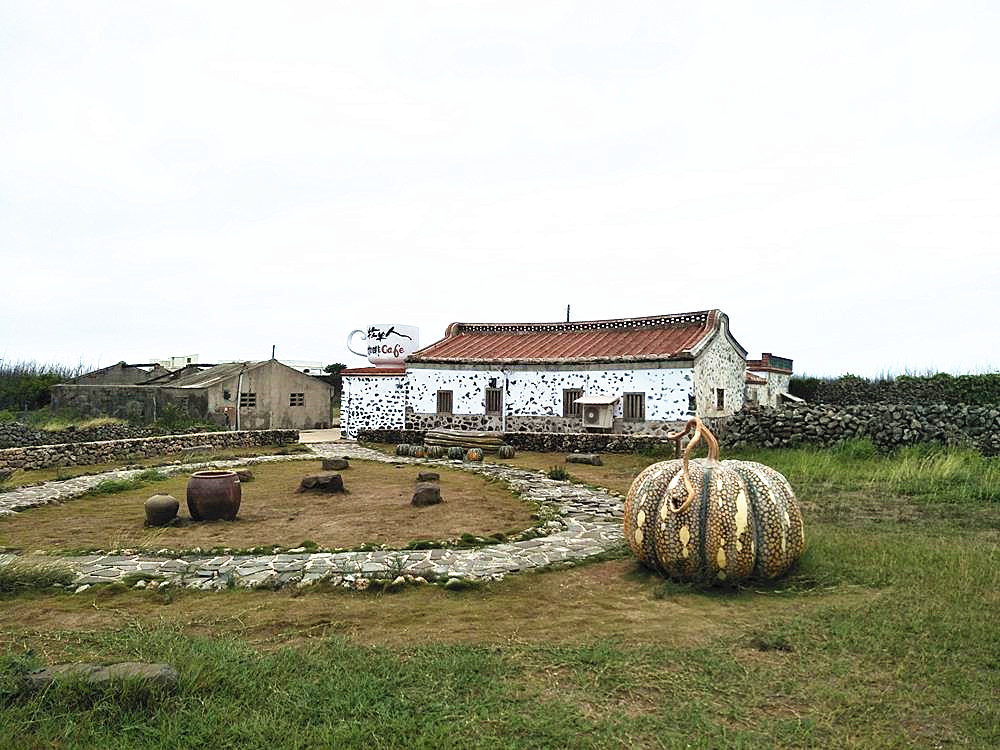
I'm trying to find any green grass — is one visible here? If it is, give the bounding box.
[0,560,75,594]
[0,441,998,747]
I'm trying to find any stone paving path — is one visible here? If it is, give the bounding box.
[0,443,626,592]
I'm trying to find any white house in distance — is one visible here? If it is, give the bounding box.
[745,353,797,407]
[342,309,767,438]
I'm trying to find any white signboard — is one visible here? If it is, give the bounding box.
[347,324,420,365]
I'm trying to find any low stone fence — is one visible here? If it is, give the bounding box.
[0,430,299,472]
[0,421,162,449]
[357,428,681,455]
[722,403,1000,455]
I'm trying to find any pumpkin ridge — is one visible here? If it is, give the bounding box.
[740,473,769,578]
[698,466,712,583]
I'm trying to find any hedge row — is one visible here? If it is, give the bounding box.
[790,372,1000,407]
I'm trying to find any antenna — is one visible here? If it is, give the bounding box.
[566,304,570,322]
[271,345,276,359]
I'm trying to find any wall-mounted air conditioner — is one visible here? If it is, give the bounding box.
[574,394,620,430]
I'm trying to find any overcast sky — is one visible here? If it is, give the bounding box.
[2,1,997,377]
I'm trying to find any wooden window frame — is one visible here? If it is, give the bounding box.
[239,392,257,408]
[623,392,646,422]
[563,388,583,418]
[289,392,305,407]
[436,390,453,414]
[485,387,503,415]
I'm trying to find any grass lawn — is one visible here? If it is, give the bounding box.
[0,440,998,748]
[0,460,535,554]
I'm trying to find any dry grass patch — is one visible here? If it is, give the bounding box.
[0,459,535,553]
[0,560,866,658]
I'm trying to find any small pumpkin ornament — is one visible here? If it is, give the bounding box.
[447,446,466,460]
[466,448,484,462]
[396,444,411,456]
[624,418,805,584]
[409,445,426,458]
[425,446,446,459]
[497,445,515,459]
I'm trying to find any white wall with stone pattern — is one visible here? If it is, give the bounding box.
[343,375,407,438]
[406,364,695,422]
[692,332,746,417]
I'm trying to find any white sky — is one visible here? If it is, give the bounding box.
[2,1,998,377]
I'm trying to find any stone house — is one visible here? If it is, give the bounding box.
[53,359,333,430]
[342,309,749,438]
[68,361,172,386]
[745,353,796,407]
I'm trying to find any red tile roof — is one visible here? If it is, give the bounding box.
[341,366,406,377]
[745,372,768,385]
[409,310,744,364]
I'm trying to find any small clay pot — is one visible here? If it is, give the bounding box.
[144,494,179,526]
[186,470,241,521]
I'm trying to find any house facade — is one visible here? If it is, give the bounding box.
[53,359,333,430]
[745,353,794,407]
[342,310,749,438]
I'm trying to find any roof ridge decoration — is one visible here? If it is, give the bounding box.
[444,310,713,338]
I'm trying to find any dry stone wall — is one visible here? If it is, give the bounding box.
[357,428,681,455]
[0,430,299,472]
[0,422,172,449]
[721,403,1000,455]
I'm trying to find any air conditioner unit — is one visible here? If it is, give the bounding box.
[582,404,613,429]
[574,394,619,429]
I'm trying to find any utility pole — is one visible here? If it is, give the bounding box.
[566,304,570,322]
[271,345,276,359]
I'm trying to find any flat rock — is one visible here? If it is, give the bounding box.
[322,458,350,471]
[296,472,345,493]
[417,471,440,483]
[566,453,602,466]
[26,662,179,693]
[411,482,442,507]
[235,469,255,482]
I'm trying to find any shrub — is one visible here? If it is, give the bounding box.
[547,466,570,481]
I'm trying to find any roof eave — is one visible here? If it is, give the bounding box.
[406,353,696,366]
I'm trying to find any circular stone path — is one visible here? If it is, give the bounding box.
[0,442,626,591]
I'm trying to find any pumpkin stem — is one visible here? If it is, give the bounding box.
[667,417,722,513]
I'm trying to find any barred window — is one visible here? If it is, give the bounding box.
[485,387,502,415]
[623,392,645,421]
[239,392,256,408]
[716,388,725,411]
[563,388,583,417]
[289,393,305,407]
[436,390,453,414]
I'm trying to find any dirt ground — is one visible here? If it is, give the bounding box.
[0,459,535,553]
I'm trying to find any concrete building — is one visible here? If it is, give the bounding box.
[342,309,749,438]
[53,359,333,430]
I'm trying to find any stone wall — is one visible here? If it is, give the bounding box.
[357,428,683,455]
[0,429,299,472]
[405,410,687,437]
[51,385,209,424]
[0,421,177,449]
[788,372,1000,407]
[721,403,1000,455]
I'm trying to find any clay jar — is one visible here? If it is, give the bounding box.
[186,470,241,522]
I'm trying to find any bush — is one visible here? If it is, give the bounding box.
[547,466,570,481]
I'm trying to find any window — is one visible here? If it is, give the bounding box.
[688,393,696,415]
[289,392,305,407]
[623,392,645,421]
[239,392,256,408]
[485,387,502,415]
[436,390,453,414]
[563,388,583,417]
[716,388,725,410]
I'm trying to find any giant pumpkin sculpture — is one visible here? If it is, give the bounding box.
[624,418,805,583]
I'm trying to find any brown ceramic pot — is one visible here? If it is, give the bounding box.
[186,470,241,521]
